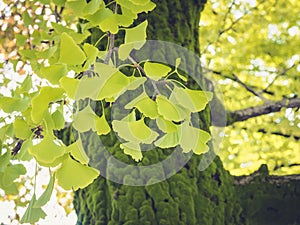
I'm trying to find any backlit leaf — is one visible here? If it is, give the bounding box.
[31,87,65,124]
[40,64,68,85]
[13,118,32,139]
[28,136,65,166]
[0,151,10,173]
[56,155,100,191]
[0,97,30,113]
[179,122,210,155]
[34,175,55,208]
[144,62,172,81]
[59,32,86,65]
[125,92,158,119]
[95,115,111,135]
[120,142,143,162]
[171,86,213,112]
[66,140,89,164]
[72,105,96,132]
[156,95,189,122]
[20,194,47,224]
[112,119,159,144]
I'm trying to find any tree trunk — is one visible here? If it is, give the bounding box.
[71,1,300,225]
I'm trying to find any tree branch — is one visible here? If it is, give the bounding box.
[224,97,300,126]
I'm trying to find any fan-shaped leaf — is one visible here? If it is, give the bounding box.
[56,155,100,191]
[59,32,86,65]
[120,142,142,162]
[112,119,159,144]
[144,62,171,81]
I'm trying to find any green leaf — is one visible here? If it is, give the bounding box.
[52,109,65,130]
[2,164,26,187]
[144,62,172,81]
[72,105,96,132]
[156,95,189,122]
[118,21,148,60]
[179,122,210,154]
[83,43,99,64]
[28,136,65,166]
[13,118,32,139]
[154,132,179,148]
[40,64,68,84]
[155,117,178,133]
[66,0,87,17]
[0,151,11,173]
[120,142,142,162]
[56,155,100,191]
[59,32,86,65]
[0,97,30,113]
[16,75,32,94]
[17,139,33,161]
[33,175,55,208]
[59,77,80,99]
[95,114,111,135]
[20,194,47,224]
[52,23,90,43]
[53,0,66,6]
[83,0,103,15]
[66,140,89,164]
[112,118,159,144]
[125,92,158,119]
[85,8,113,26]
[99,14,119,34]
[128,0,150,5]
[116,0,156,13]
[31,87,65,124]
[171,86,213,112]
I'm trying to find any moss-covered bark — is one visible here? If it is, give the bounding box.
[71,1,300,225]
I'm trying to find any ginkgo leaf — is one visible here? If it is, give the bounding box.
[99,14,119,34]
[125,92,158,119]
[33,175,55,208]
[118,21,148,60]
[112,119,159,144]
[56,155,100,191]
[154,132,179,148]
[156,95,189,122]
[20,194,47,224]
[85,8,113,26]
[72,105,96,132]
[31,87,65,124]
[95,114,111,135]
[128,0,150,5]
[59,32,86,65]
[83,43,99,64]
[17,139,33,161]
[2,164,26,187]
[116,0,156,13]
[13,118,32,139]
[60,77,80,99]
[28,136,65,166]
[120,142,143,162]
[155,117,178,133]
[40,64,68,84]
[83,0,103,15]
[52,109,65,130]
[65,140,89,164]
[97,71,131,101]
[179,122,211,154]
[0,151,10,173]
[0,96,30,113]
[171,86,213,112]
[144,62,172,81]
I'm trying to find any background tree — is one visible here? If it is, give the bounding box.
[0,0,299,225]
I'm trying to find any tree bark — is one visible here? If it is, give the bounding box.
[70,1,300,225]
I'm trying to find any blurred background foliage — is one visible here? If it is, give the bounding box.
[200,0,300,175]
